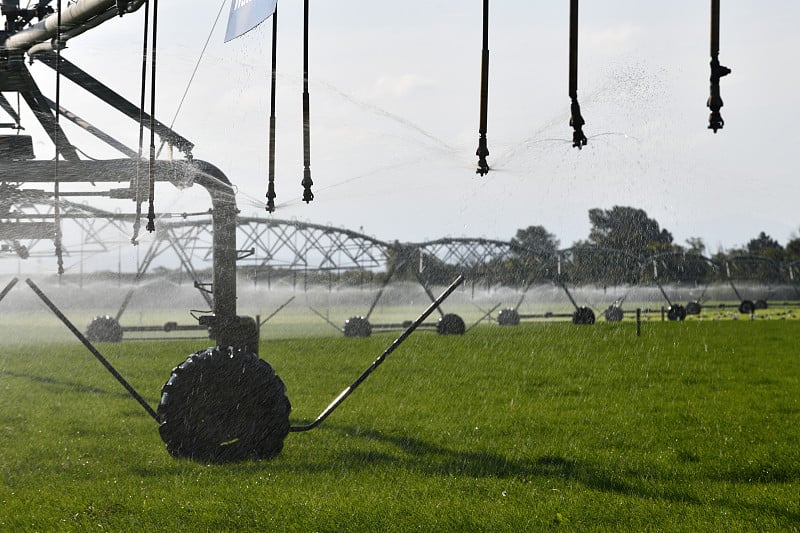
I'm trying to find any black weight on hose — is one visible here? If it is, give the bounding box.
[85,315,123,343]
[667,305,687,321]
[572,306,595,325]
[738,300,755,314]
[604,305,623,322]
[497,308,521,326]
[437,313,466,335]
[158,347,290,462]
[343,316,372,338]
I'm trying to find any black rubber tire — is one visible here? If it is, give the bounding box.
[437,313,466,335]
[667,305,687,321]
[343,316,372,338]
[85,315,123,343]
[497,308,521,326]
[157,347,291,462]
[572,306,595,325]
[754,299,768,310]
[738,300,755,314]
[685,301,702,315]
[604,305,624,322]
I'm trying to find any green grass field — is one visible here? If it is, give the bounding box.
[1,320,798,531]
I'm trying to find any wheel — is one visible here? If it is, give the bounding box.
[343,316,372,338]
[604,305,624,322]
[157,347,291,462]
[437,313,465,335]
[572,306,595,325]
[85,315,123,343]
[754,299,768,310]
[667,305,687,321]
[685,301,702,315]
[497,308,521,326]
[738,300,755,314]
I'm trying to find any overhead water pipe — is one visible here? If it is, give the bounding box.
[4,0,144,53]
[266,2,278,212]
[707,0,731,133]
[568,0,587,148]
[301,0,313,203]
[475,0,490,176]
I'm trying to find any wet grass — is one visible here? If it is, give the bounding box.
[1,320,798,530]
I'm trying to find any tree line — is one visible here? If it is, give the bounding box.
[389,206,800,287]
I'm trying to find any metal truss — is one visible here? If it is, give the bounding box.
[415,238,529,271]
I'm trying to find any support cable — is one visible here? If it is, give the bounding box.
[53,0,64,275]
[475,0,490,176]
[266,2,278,212]
[146,0,160,232]
[568,0,587,149]
[132,0,150,244]
[707,0,731,133]
[301,0,314,203]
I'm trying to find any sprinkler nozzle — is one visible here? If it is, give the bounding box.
[570,98,587,149]
[476,134,489,176]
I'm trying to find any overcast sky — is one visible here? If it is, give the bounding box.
[21,0,800,255]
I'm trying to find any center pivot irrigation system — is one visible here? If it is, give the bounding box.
[0,1,734,461]
[0,1,467,462]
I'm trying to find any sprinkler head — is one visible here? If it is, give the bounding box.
[569,99,587,149]
[476,135,490,176]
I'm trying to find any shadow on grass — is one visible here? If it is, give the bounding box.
[131,425,800,524]
[287,426,800,523]
[277,425,700,505]
[0,369,128,398]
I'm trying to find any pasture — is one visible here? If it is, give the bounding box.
[1,317,798,531]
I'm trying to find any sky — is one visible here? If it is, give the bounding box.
[15,0,800,261]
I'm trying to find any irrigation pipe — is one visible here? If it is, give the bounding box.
[0,277,19,304]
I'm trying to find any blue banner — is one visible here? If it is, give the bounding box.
[224,0,277,42]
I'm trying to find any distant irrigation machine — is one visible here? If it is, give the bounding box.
[495,246,643,326]
[0,0,466,462]
[311,239,525,338]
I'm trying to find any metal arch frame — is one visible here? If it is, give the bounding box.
[511,245,645,321]
[724,253,784,276]
[125,216,395,274]
[722,253,785,308]
[239,217,392,272]
[0,194,130,259]
[414,237,535,271]
[644,250,722,281]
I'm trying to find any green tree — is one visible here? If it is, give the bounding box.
[685,237,706,255]
[502,225,560,285]
[580,206,673,284]
[746,231,784,262]
[587,206,673,257]
[510,225,560,255]
[786,237,800,262]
